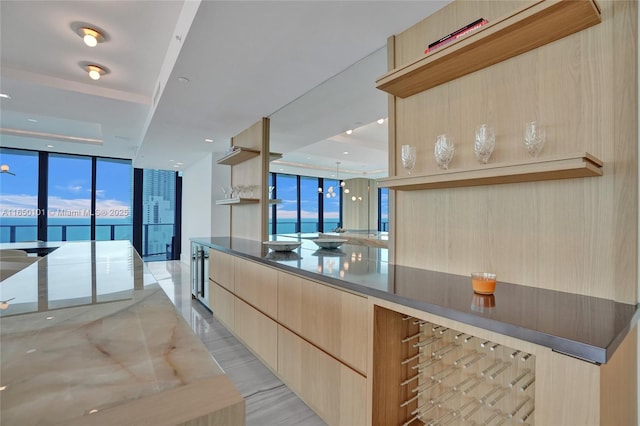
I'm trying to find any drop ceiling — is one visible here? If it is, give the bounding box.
[0,0,450,179]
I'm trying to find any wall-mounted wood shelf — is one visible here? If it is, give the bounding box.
[378,153,603,191]
[376,0,601,98]
[217,147,260,165]
[215,198,260,205]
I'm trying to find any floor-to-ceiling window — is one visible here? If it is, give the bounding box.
[275,173,298,234]
[379,187,389,232]
[300,176,320,232]
[141,169,177,260]
[47,153,92,241]
[0,148,39,242]
[322,178,341,231]
[95,158,133,241]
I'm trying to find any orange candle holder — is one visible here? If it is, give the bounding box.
[471,272,497,294]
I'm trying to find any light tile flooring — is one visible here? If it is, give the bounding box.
[145,260,326,426]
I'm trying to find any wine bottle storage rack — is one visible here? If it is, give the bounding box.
[399,316,535,426]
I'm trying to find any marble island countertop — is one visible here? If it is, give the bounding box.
[0,241,244,426]
[192,236,639,364]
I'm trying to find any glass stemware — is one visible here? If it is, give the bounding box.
[434,134,455,170]
[401,144,416,175]
[524,121,545,157]
[474,124,495,164]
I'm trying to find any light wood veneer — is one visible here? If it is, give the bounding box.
[209,249,235,292]
[234,257,278,319]
[234,297,278,371]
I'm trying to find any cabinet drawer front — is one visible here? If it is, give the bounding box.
[209,249,235,292]
[209,281,235,330]
[234,297,278,371]
[277,326,366,426]
[278,272,368,374]
[234,258,278,318]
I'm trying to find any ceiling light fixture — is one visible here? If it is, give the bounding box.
[204,138,213,143]
[346,129,353,135]
[377,118,385,124]
[77,27,105,47]
[0,93,11,100]
[85,64,106,80]
[1,165,15,176]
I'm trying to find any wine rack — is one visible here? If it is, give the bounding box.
[398,316,535,426]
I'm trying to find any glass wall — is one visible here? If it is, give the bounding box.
[300,176,319,232]
[379,187,389,232]
[95,158,133,241]
[323,178,341,231]
[47,154,92,241]
[275,174,298,234]
[0,148,39,242]
[142,169,176,260]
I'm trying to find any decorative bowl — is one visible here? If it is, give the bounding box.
[312,238,348,249]
[262,241,301,252]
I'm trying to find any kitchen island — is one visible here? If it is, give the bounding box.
[0,240,244,426]
[193,236,638,425]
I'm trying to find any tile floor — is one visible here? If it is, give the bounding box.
[145,260,326,426]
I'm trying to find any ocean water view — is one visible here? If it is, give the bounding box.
[0,217,133,243]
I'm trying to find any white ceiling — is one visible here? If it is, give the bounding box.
[0,0,450,179]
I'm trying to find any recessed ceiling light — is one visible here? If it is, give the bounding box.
[343,151,349,155]
[85,64,107,80]
[346,129,353,135]
[169,160,174,162]
[178,77,190,83]
[377,118,385,124]
[47,145,54,148]
[176,162,183,165]
[76,27,105,47]
[0,93,11,100]
[27,118,38,123]
[204,138,213,143]
[173,165,179,168]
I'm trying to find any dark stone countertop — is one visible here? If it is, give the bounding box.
[191,236,639,364]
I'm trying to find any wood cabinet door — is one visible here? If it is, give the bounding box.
[209,281,235,330]
[209,249,235,292]
[234,297,278,371]
[278,272,368,374]
[278,326,366,426]
[234,257,278,318]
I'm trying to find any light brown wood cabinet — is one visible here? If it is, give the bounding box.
[277,272,368,374]
[234,296,278,371]
[209,249,235,292]
[277,325,367,426]
[208,281,235,329]
[234,256,278,319]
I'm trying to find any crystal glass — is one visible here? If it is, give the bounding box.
[434,134,455,170]
[474,124,495,164]
[401,144,416,175]
[524,121,545,157]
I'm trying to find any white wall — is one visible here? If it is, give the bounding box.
[180,151,231,264]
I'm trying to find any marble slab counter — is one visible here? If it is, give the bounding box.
[192,236,639,364]
[0,241,244,426]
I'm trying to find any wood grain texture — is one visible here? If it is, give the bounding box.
[377,0,601,98]
[234,257,278,319]
[277,326,367,426]
[230,118,270,242]
[388,0,638,303]
[209,249,235,292]
[342,178,378,231]
[209,281,235,330]
[600,325,638,425]
[234,297,278,371]
[64,375,245,426]
[277,272,368,374]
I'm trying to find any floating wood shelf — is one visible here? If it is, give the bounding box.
[215,197,260,205]
[377,153,603,191]
[376,0,601,98]
[216,147,260,165]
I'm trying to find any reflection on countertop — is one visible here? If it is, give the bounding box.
[192,236,639,364]
[0,241,236,426]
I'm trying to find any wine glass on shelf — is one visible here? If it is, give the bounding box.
[434,134,455,170]
[524,121,545,158]
[401,144,417,175]
[474,124,495,164]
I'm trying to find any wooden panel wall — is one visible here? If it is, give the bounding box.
[342,178,378,231]
[389,1,638,303]
[230,118,269,241]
